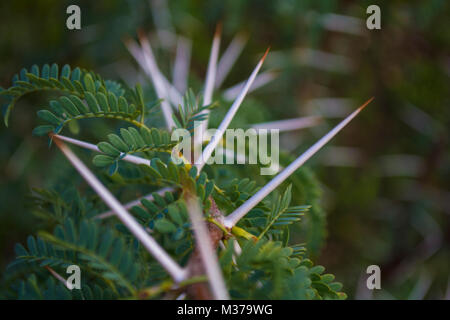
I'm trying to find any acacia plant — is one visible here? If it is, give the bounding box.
[0,28,371,300]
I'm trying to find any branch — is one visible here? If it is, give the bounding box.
[52,136,186,282]
[223,98,373,228]
[184,195,229,300]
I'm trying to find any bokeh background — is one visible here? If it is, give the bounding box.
[0,0,448,299]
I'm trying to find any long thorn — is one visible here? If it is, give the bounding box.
[172,36,192,94]
[215,33,248,88]
[204,24,222,106]
[222,70,278,101]
[224,97,373,228]
[53,137,186,282]
[184,193,229,299]
[196,48,270,171]
[44,266,69,288]
[124,37,175,129]
[196,24,222,147]
[251,116,322,132]
[53,134,150,166]
[96,187,173,219]
[137,32,183,106]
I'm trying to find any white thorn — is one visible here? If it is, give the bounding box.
[222,70,277,101]
[196,26,221,147]
[224,98,373,228]
[196,48,270,171]
[53,138,186,282]
[53,134,150,166]
[125,38,176,129]
[172,36,192,94]
[251,116,322,132]
[215,33,247,88]
[96,187,173,219]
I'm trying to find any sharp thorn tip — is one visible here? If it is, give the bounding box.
[358,97,374,111]
[261,47,270,62]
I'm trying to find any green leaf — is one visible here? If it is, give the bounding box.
[42,64,50,79]
[154,219,177,233]
[108,134,129,153]
[61,64,71,78]
[68,95,89,114]
[168,205,183,226]
[96,92,109,112]
[71,67,81,81]
[84,74,96,93]
[59,96,80,116]
[85,92,101,113]
[107,92,118,112]
[120,128,135,148]
[32,125,54,136]
[118,97,128,113]
[37,110,61,126]
[129,127,145,147]
[98,142,121,157]
[93,155,115,167]
[50,64,59,79]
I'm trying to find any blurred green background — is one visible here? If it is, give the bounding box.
[0,0,449,299]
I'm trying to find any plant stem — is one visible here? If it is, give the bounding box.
[184,192,229,300]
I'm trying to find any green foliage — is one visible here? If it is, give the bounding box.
[94,127,176,175]
[172,89,216,132]
[2,62,345,300]
[2,0,448,301]
[0,63,148,132]
[17,218,140,294]
[220,239,346,299]
[257,185,310,241]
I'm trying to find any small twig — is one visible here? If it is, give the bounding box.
[223,98,373,228]
[196,48,270,171]
[53,137,186,282]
